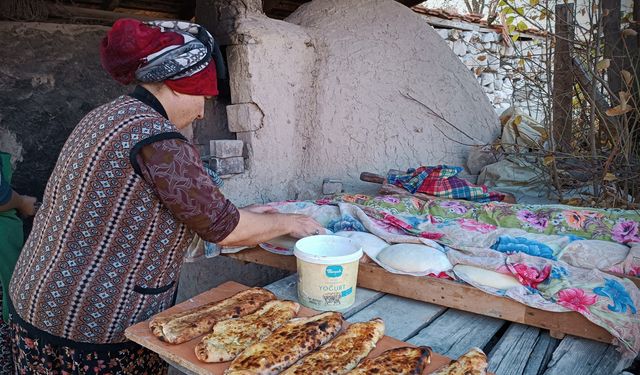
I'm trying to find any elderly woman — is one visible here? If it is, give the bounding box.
[8,19,324,374]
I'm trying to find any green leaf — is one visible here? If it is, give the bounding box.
[530,0,539,6]
[595,58,610,72]
[516,6,525,15]
[512,33,521,42]
[506,16,516,24]
[517,20,528,31]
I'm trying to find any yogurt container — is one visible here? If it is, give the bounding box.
[294,235,363,311]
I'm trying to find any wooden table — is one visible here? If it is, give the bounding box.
[223,249,637,375]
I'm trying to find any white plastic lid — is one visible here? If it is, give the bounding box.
[294,235,363,265]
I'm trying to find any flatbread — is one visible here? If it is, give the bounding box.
[346,346,431,375]
[195,300,300,363]
[263,235,298,250]
[281,318,385,375]
[225,311,343,375]
[453,265,521,290]
[149,287,276,344]
[377,243,452,274]
[430,347,488,375]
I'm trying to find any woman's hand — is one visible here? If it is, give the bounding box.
[286,214,327,238]
[242,204,279,214]
[17,195,38,217]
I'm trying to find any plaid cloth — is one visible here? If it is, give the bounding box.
[387,165,505,203]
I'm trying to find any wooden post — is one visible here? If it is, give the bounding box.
[552,4,575,153]
[603,0,623,101]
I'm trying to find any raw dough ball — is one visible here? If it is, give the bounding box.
[376,243,452,274]
[454,264,522,290]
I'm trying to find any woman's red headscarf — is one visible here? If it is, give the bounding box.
[100,19,219,96]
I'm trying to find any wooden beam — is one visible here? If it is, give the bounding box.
[46,3,173,22]
[102,0,121,11]
[225,248,640,345]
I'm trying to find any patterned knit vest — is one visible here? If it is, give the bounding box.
[10,95,193,344]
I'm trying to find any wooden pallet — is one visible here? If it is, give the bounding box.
[225,248,630,344]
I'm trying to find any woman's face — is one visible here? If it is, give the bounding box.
[171,93,208,130]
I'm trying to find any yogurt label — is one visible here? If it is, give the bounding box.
[325,265,343,278]
[297,259,359,310]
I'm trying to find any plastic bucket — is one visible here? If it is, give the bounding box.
[293,235,363,311]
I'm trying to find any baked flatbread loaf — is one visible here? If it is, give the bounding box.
[149,288,276,344]
[347,346,431,375]
[195,300,300,363]
[430,347,488,375]
[281,318,385,375]
[225,311,343,375]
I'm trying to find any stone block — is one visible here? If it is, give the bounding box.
[210,156,245,175]
[494,78,504,91]
[226,102,264,132]
[462,55,479,69]
[487,55,501,71]
[481,73,495,86]
[462,31,474,42]
[322,179,343,195]
[480,32,496,43]
[466,43,480,55]
[209,139,244,158]
[449,29,461,40]
[483,82,495,93]
[436,28,449,39]
[453,40,467,56]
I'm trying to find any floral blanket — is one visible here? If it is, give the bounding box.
[267,194,640,356]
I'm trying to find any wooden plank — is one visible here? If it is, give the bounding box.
[407,309,506,359]
[225,249,619,344]
[488,324,559,375]
[126,281,454,375]
[265,274,385,318]
[543,336,632,375]
[523,331,559,375]
[347,294,446,341]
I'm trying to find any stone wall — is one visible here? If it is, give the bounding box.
[0,22,124,232]
[432,25,548,122]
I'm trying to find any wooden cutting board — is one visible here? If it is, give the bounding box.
[125,281,455,374]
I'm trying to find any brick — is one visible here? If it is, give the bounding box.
[209,140,244,158]
[211,157,244,175]
[226,103,264,132]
